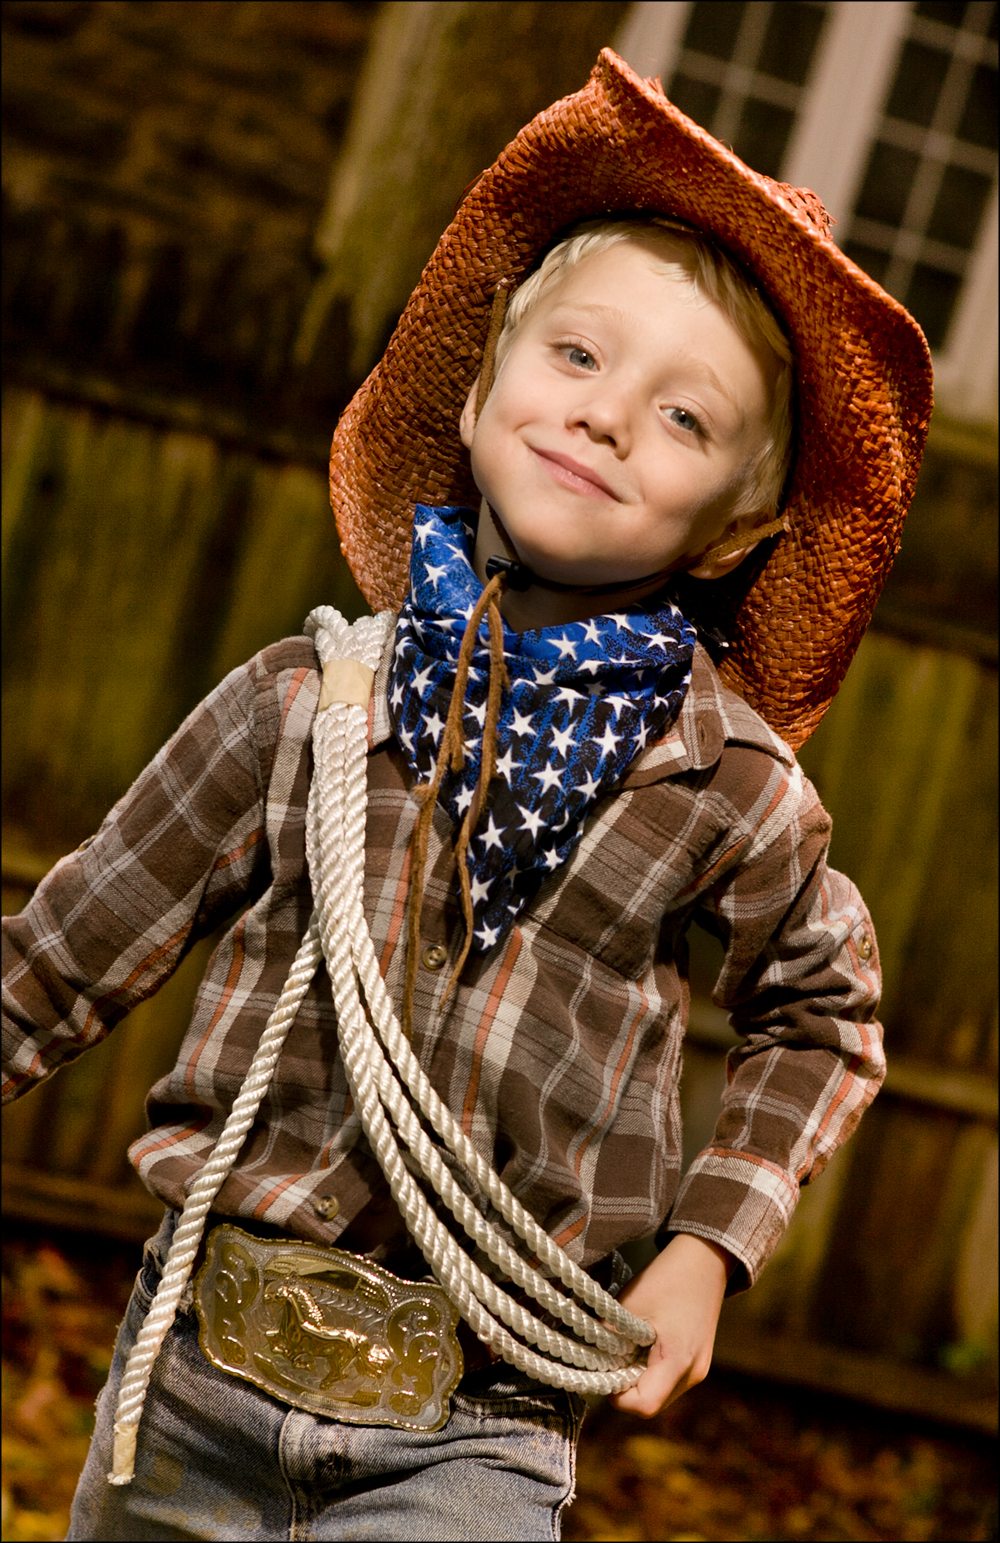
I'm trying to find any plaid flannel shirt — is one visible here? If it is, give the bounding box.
[2,632,884,1290]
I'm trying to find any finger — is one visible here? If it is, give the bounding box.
[612,1358,684,1418]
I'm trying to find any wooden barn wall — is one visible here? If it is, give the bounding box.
[2,1,996,1431]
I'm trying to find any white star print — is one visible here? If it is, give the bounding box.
[532,763,564,794]
[582,619,602,645]
[413,520,434,548]
[592,722,621,762]
[455,784,475,814]
[412,664,434,695]
[470,874,492,906]
[465,699,487,727]
[549,723,575,759]
[425,561,449,587]
[552,635,577,659]
[555,684,587,708]
[480,813,506,851]
[543,848,562,869]
[494,747,522,780]
[423,710,445,742]
[475,921,501,948]
[577,771,602,798]
[511,708,535,737]
[603,694,632,721]
[518,806,546,838]
[533,665,558,685]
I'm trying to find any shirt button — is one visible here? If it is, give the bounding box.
[857,933,873,961]
[421,944,448,972]
[312,1194,340,1221]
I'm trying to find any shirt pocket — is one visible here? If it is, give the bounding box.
[531,780,730,979]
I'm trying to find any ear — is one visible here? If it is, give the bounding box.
[459,378,480,448]
[686,517,766,581]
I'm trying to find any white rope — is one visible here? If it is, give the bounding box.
[108,923,323,1483]
[107,603,653,1485]
[107,607,383,1485]
[305,609,654,1395]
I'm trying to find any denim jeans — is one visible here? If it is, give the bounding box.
[67,1213,588,1541]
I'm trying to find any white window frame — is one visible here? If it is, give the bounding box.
[614,1,998,422]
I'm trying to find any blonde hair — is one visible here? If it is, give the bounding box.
[496,218,794,522]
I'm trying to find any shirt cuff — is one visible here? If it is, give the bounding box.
[664,1145,800,1293]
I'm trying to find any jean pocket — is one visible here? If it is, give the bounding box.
[459,1366,586,1434]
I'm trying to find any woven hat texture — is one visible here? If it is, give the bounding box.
[329,48,933,749]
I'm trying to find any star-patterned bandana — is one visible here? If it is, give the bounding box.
[388,505,697,952]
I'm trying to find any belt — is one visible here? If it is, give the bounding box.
[193,1222,486,1431]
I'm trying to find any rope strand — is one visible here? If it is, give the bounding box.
[402,571,507,1028]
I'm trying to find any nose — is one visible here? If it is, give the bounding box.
[567,378,633,453]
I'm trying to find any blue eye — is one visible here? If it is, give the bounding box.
[668,406,701,433]
[560,343,597,369]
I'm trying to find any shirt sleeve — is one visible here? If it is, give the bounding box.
[666,752,885,1291]
[1,651,282,1103]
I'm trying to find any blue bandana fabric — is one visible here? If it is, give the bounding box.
[388,505,696,952]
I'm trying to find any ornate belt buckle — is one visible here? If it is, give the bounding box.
[194,1225,464,1431]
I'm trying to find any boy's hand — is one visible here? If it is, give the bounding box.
[610,1233,735,1418]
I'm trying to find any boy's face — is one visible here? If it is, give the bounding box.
[461,239,777,621]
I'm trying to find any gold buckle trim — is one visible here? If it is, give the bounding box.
[194,1225,463,1432]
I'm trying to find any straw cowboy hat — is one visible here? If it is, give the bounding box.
[329,48,933,749]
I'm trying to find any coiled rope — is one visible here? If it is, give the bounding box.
[108,605,652,1485]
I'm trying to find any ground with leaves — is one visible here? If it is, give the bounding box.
[2,1223,995,1543]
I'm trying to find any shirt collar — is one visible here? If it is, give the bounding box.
[619,645,724,781]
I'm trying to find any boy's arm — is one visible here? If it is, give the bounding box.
[1,646,295,1102]
[619,756,884,1415]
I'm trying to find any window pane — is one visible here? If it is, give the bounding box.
[914,2,970,26]
[957,61,998,149]
[927,163,994,246]
[842,241,891,288]
[734,98,796,177]
[885,38,951,125]
[854,142,922,228]
[667,72,722,129]
[903,261,962,348]
[759,3,828,84]
[682,2,748,60]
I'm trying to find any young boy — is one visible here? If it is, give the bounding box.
[2,50,932,1542]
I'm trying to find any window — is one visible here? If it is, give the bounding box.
[616,0,998,420]
[657,0,831,178]
[845,2,996,354]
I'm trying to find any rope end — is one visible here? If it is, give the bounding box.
[108,1422,137,1485]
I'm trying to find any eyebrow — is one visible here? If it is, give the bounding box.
[546,301,744,419]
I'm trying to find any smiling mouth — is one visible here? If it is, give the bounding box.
[533,449,619,500]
